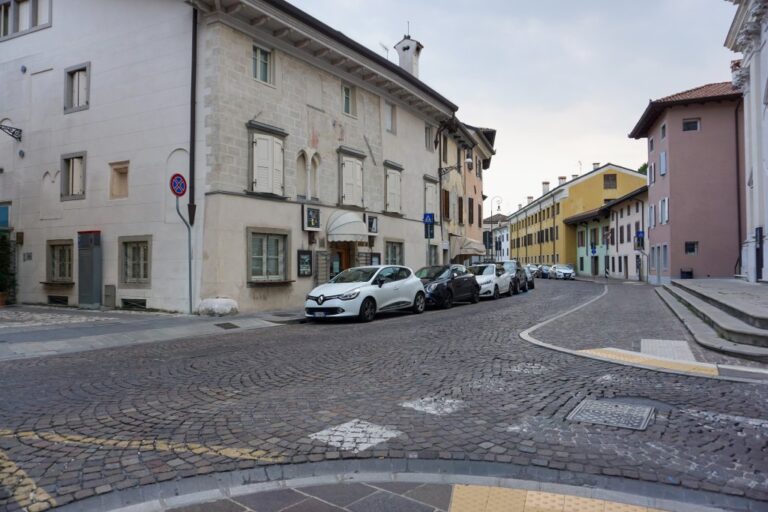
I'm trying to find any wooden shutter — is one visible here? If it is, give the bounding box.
[253,134,272,193]
[442,189,450,218]
[386,169,400,212]
[425,182,436,215]
[272,138,284,195]
[341,157,355,205]
[71,157,84,195]
[354,159,363,206]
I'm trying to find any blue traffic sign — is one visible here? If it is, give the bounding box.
[170,173,187,197]
[636,230,645,238]
[423,213,435,225]
[591,247,597,255]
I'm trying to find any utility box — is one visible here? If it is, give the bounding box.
[78,231,102,309]
[104,284,116,309]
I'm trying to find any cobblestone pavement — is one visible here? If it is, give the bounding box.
[0,280,767,511]
[534,281,768,369]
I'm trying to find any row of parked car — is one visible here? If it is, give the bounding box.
[304,260,536,322]
[525,263,575,280]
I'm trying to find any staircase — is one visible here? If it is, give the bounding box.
[657,280,768,361]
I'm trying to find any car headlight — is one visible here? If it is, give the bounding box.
[339,288,360,300]
[426,283,438,293]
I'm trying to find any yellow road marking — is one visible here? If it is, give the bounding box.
[0,428,283,463]
[579,348,719,376]
[0,448,56,511]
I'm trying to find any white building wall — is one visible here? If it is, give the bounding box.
[0,0,200,311]
[606,196,647,282]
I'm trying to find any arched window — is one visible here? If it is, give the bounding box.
[296,151,308,200]
[309,153,320,200]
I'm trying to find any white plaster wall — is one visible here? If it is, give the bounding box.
[0,0,200,311]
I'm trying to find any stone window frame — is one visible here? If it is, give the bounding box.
[109,160,129,200]
[341,82,357,117]
[64,61,91,114]
[383,160,403,214]
[46,238,74,283]
[252,44,274,86]
[0,0,52,42]
[384,100,397,134]
[60,151,87,201]
[384,238,405,266]
[246,227,293,284]
[118,235,152,289]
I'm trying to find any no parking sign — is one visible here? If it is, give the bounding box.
[170,173,187,197]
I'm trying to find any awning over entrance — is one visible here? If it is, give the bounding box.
[326,210,368,242]
[450,235,486,257]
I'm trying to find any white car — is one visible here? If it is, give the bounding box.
[549,264,575,280]
[468,263,511,299]
[305,265,426,322]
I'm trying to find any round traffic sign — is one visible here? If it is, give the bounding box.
[170,173,187,197]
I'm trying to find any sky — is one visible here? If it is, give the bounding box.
[294,0,739,217]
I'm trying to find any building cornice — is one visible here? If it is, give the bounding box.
[726,0,768,55]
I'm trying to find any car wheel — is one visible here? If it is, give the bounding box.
[442,291,453,309]
[470,287,480,304]
[412,292,425,314]
[493,285,500,300]
[529,280,535,290]
[512,279,520,295]
[358,297,377,322]
[522,280,529,292]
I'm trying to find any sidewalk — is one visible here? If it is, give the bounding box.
[0,305,306,361]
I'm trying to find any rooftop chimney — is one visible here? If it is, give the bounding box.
[527,196,534,205]
[542,181,550,195]
[571,174,579,180]
[394,35,423,78]
[592,162,600,170]
[518,203,522,211]
[558,176,567,186]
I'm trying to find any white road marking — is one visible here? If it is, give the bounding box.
[401,397,465,416]
[641,339,696,361]
[309,419,402,453]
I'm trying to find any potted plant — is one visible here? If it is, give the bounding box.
[0,236,15,307]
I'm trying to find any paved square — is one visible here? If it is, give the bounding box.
[401,397,465,415]
[309,419,402,453]
[641,339,696,361]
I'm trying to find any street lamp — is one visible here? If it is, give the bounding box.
[439,157,474,177]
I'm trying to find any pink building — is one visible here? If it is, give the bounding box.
[629,83,745,284]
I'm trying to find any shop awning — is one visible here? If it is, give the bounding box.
[450,235,486,257]
[326,210,368,242]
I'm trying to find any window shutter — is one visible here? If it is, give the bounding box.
[425,183,436,215]
[18,0,30,31]
[387,170,400,212]
[253,134,272,193]
[71,157,84,195]
[272,137,284,195]
[341,157,357,205]
[77,70,88,106]
[355,159,364,206]
[659,152,667,175]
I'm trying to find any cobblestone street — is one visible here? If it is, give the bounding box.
[1,280,767,511]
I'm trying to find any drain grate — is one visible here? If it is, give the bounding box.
[567,399,655,430]
[214,322,240,330]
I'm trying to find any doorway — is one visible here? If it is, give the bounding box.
[329,242,354,279]
[591,256,599,276]
[623,256,628,279]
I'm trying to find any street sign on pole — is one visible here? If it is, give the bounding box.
[423,213,435,225]
[170,173,187,197]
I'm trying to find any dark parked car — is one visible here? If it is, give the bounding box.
[525,263,540,278]
[539,265,551,279]
[498,260,527,294]
[415,264,480,308]
[522,265,535,290]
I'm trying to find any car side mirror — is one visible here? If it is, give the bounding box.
[377,277,386,287]
[451,272,458,279]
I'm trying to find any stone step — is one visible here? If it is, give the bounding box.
[663,285,768,348]
[672,279,768,330]
[656,288,768,361]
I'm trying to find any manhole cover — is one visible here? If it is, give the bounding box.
[214,322,239,330]
[567,399,655,430]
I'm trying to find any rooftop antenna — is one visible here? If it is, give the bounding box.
[406,21,410,37]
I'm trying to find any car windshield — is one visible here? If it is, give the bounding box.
[415,266,450,280]
[331,267,377,283]
[468,265,495,276]
[541,265,550,270]
[563,264,574,270]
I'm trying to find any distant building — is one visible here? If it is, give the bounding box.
[726,1,767,283]
[481,213,509,262]
[508,164,646,268]
[629,83,744,284]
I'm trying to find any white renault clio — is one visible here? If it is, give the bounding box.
[305,265,426,322]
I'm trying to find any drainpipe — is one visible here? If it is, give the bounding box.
[734,99,743,273]
[638,198,647,282]
[188,7,198,225]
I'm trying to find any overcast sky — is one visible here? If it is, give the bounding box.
[294,0,739,216]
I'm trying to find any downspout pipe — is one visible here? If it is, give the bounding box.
[734,98,743,273]
[188,7,198,225]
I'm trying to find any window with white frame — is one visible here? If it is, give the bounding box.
[340,155,363,207]
[47,240,73,283]
[424,181,437,217]
[0,0,49,39]
[649,162,655,184]
[424,124,434,151]
[61,152,86,199]
[385,241,403,265]
[252,46,272,84]
[660,197,669,224]
[384,101,396,133]
[341,83,356,116]
[251,132,285,195]
[249,231,287,281]
[120,236,151,287]
[648,204,655,228]
[682,118,700,132]
[659,151,667,176]
[385,168,401,213]
[64,62,90,113]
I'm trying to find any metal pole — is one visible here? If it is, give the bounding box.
[176,196,192,314]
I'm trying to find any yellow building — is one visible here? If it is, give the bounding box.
[508,163,646,266]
